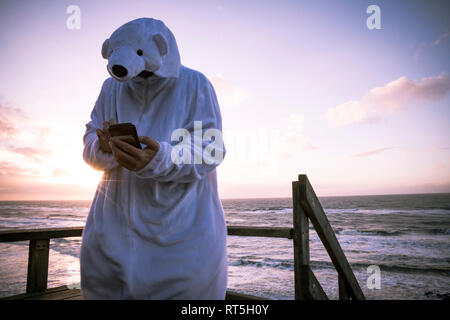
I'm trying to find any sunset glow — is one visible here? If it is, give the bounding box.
[0,0,449,200]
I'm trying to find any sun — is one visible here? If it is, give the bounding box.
[45,165,103,189]
[67,167,104,187]
[41,148,104,189]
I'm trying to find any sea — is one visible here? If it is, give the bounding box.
[0,193,449,300]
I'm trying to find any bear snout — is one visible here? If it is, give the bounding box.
[106,46,147,81]
[112,65,128,78]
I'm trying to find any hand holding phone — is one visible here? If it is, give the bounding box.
[96,118,116,153]
[109,134,160,172]
[108,123,142,149]
[106,122,160,171]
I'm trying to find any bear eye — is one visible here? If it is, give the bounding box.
[137,49,143,56]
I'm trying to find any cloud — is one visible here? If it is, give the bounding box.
[350,147,395,158]
[0,118,16,137]
[0,161,21,176]
[0,104,28,137]
[326,73,450,127]
[0,102,53,197]
[209,73,251,108]
[0,175,95,200]
[413,42,426,61]
[8,146,52,162]
[283,114,305,129]
[0,161,38,177]
[432,32,449,46]
[284,134,318,151]
[0,101,51,148]
[414,31,449,60]
[278,114,318,156]
[52,168,70,177]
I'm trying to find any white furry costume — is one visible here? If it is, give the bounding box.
[80,18,227,299]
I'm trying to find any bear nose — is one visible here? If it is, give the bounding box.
[112,65,128,77]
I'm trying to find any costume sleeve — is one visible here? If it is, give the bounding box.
[134,78,226,183]
[82,79,119,171]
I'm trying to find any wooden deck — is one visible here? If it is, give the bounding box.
[3,286,83,300]
[2,286,267,300]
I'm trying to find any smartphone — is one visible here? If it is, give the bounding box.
[108,123,142,149]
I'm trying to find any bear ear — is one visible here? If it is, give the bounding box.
[101,38,111,59]
[152,34,168,57]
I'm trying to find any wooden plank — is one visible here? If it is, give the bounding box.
[292,181,312,300]
[7,287,264,301]
[1,285,69,300]
[29,288,82,300]
[26,239,50,293]
[338,274,350,300]
[309,268,328,300]
[65,294,84,300]
[0,227,83,242]
[31,289,266,300]
[225,290,269,300]
[227,226,293,239]
[0,226,292,241]
[298,174,365,300]
[2,286,82,300]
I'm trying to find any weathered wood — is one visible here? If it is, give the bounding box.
[338,274,350,300]
[32,288,82,300]
[26,239,50,293]
[10,286,82,300]
[227,226,293,239]
[0,226,292,242]
[5,286,267,300]
[0,227,83,243]
[292,181,312,300]
[1,285,70,300]
[65,294,84,300]
[298,174,365,300]
[309,267,328,300]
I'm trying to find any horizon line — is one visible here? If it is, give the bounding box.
[0,191,449,202]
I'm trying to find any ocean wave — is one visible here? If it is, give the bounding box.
[230,257,294,270]
[424,228,450,235]
[230,258,450,277]
[349,262,450,276]
[325,208,450,215]
[335,228,450,236]
[247,207,292,214]
[337,230,403,236]
[314,260,450,276]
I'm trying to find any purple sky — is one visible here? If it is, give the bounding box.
[0,0,449,199]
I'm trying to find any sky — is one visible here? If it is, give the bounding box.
[0,0,449,200]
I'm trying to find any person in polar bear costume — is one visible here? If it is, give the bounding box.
[80,18,227,299]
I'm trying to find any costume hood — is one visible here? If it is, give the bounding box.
[101,18,181,81]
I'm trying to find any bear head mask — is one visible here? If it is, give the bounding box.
[101,18,181,81]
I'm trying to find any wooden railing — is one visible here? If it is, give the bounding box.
[293,174,365,300]
[0,174,365,300]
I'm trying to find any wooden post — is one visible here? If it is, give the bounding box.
[338,274,350,300]
[298,174,365,300]
[292,181,311,300]
[26,239,50,293]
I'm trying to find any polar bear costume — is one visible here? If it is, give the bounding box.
[80,18,227,299]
